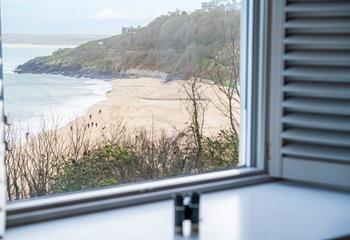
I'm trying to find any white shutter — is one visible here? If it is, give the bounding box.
[269,0,350,188]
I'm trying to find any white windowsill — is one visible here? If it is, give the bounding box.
[7,167,260,211]
[6,181,350,240]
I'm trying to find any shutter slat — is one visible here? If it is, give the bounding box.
[283,113,350,132]
[282,143,350,163]
[283,158,350,188]
[285,19,350,33]
[282,129,350,147]
[283,98,350,116]
[286,3,350,17]
[285,35,350,50]
[283,83,350,99]
[284,51,350,66]
[284,67,350,83]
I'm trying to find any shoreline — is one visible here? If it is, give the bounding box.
[5,76,112,139]
[14,65,180,81]
[3,43,78,49]
[58,77,235,141]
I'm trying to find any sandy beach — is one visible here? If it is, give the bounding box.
[62,77,239,140]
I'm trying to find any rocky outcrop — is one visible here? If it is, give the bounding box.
[15,59,181,80]
[15,58,124,79]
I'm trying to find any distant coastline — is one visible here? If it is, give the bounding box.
[3,43,78,49]
[2,33,110,46]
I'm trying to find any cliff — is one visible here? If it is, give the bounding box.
[15,9,240,80]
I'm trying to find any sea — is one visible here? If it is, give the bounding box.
[3,44,112,133]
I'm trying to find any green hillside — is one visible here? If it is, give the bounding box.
[15,9,240,80]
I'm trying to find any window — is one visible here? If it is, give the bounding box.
[0,0,272,228]
[2,0,268,210]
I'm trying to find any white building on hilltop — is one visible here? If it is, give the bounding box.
[122,25,141,34]
[201,0,239,12]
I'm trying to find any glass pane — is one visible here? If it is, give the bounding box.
[3,0,242,200]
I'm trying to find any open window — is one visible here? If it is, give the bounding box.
[0,0,349,237]
[0,0,272,228]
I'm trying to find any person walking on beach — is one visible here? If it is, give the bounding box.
[98,110,102,114]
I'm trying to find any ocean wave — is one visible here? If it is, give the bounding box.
[4,44,113,137]
[7,79,112,137]
[3,68,15,74]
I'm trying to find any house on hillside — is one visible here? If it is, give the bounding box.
[122,25,141,34]
[201,0,239,12]
[201,1,216,11]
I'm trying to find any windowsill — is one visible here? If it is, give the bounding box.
[6,181,350,240]
[7,167,257,208]
[7,167,268,227]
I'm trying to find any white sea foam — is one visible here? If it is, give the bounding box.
[3,44,113,136]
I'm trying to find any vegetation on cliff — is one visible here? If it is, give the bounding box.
[15,9,240,80]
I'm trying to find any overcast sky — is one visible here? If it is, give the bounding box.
[2,0,203,35]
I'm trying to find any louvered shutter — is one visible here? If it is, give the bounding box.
[269,0,350,188]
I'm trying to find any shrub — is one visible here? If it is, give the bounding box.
[54,145,136,192]
[203,130,239,171]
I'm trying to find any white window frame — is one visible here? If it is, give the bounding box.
[0,8,6,237]
[2,0,273,228]
[240,0,269,171]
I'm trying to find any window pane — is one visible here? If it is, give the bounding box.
[3,0,242,200]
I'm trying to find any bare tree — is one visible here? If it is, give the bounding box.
[5,124,25,200]
[21,117,67,197]
[67,119,90,162]
[202,13,240,143]
[180,77,209,172]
